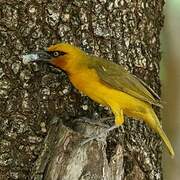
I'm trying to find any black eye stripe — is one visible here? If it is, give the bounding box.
[47,51,66,57]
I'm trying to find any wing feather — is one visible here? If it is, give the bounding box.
[88,56,162,107]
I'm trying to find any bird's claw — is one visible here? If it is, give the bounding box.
[80,132,107,146]
[80,125,119,146]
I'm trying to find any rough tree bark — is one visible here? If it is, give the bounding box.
[0,0,164,179]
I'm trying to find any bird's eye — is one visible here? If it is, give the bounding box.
[51,51,66,57]
[47,51,67,57]
[53,51,60,57]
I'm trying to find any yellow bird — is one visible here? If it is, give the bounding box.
[23,43,175,157]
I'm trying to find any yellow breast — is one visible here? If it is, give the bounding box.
[69,68,146,113]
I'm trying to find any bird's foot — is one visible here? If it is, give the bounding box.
[74,116,113,128]
[81,125,119,146]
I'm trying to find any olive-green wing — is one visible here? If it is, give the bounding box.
[88,57,162,107]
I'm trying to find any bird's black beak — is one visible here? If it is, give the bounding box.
[22,51,52,64]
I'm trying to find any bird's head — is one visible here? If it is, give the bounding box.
[23,43,86,72]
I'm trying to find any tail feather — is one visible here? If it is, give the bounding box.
[156,126,175,158]
[149,110,175,157]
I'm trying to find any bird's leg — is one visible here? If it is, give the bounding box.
[81,109,124,145]
[113,108,124,126]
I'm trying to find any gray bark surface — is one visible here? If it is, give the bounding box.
[0,0,164,179]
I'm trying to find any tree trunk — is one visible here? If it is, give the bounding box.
[0,0,164,179]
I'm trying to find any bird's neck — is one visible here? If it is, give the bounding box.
[64,54,88,75]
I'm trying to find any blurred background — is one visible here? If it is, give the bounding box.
[161,0,180,179]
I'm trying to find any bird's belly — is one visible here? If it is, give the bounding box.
[69,71,148,116]
[70,69,149,118]
[71,77,108,105]
[69,71,111,105]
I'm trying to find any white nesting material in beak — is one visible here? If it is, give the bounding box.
[22,53,39,64]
